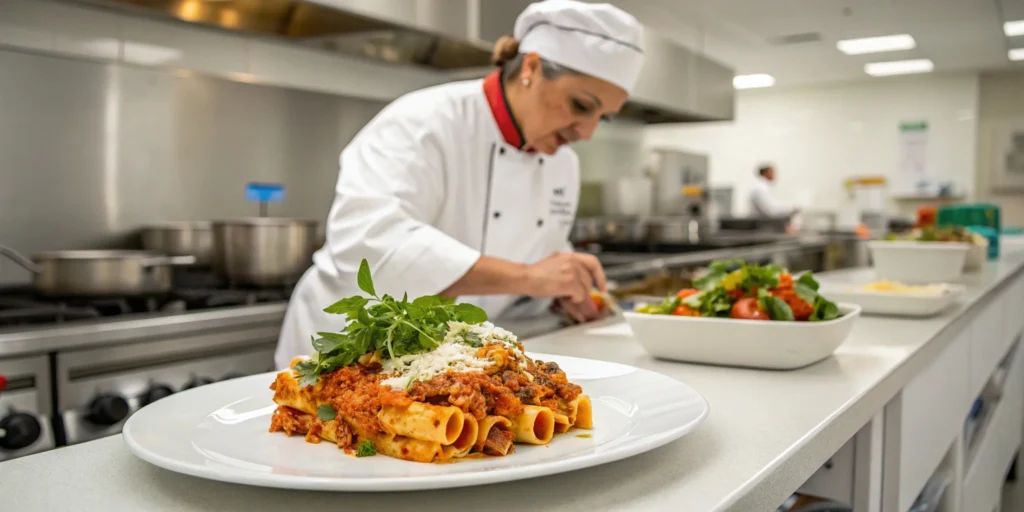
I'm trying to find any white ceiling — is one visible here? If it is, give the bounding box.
[606,0,1024,87]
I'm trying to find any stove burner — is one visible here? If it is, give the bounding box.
[0,275,294,328]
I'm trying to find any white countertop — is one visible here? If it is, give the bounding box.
[3,252,1024,512]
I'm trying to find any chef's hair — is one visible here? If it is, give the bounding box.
[492,36,581,82]
[758,164,774,177]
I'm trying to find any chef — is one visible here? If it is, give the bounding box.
[275,0,646,369]
[749,164,798,218]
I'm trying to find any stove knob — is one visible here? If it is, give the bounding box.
[182,377,214,390]
[0,412,41,451]
[140,384,174,406]
[220,373,244,382]
[86,394,129,425]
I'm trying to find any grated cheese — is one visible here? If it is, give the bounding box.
[379,322,523,389]
[380,341,492,389]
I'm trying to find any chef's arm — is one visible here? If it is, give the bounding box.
[441,252,605,302]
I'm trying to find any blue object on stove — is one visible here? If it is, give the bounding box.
[245,182,285,203]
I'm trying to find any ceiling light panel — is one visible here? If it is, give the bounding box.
[864,59,934,76]
[1005,20,1024,37]
[837,34,916,55]
[733,74,775,89]
[1011,48,1024,61]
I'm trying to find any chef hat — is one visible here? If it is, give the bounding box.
[514,0,645,94]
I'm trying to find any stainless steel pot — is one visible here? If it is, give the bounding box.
[0,246,196,296]
[140,221,213,266]
[211,218,319,286]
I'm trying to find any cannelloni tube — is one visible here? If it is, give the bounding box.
[475,416,515,455]
[450,414,479,457]
[270,371,322,416]
[378,402,465,445]
[570,395,593,429]
[511,405,555,444]
[376,435,444,463]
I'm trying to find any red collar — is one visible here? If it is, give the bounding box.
[483,71,531,151]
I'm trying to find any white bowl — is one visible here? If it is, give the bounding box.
[867,241,969,283]
[821,284,963,317]
[622,304,861,370]
[963,242,987,272]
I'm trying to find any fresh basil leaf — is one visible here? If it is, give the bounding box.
[323,296,369,317]
[759,295,795,321]
[794,283,818,305]
[796,272,819,291]
[810,296,842,322]
[453,303,488,324]
[316,404,337,421]
[357,258,376,297]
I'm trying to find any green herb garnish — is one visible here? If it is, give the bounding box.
[317,404,337,421]
[295,259,488,387]
[356,440,377,457]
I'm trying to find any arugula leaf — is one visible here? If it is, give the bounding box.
[317,404,337,421]
[357,259,376,297]
[454,303,488,324]
[297,258,491,387]
[758,290,795,321]
[323,296,369,317]
[356,440,377,457]
[294,360,319,388]
[685,288,733,317]
[462,331,483,347]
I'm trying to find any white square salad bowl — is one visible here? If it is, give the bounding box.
[623,303,861,370]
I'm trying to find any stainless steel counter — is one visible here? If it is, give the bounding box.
[601,236,831,280]
[0,303,287,358]
[0,237,842,358]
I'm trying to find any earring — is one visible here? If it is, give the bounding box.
[522,78,530,87]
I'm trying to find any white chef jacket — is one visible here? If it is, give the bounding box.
[274,75,580,369]
[748,176,793,217]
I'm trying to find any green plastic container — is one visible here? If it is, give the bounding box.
[937,203,1000,232]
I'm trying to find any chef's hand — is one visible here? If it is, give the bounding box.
[524,252,607,304]
[552,296,603,324]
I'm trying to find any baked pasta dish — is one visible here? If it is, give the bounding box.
[269,259,592,463]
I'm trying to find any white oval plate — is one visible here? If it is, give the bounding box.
[122,352,709,491]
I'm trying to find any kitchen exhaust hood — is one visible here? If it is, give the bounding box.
[66,0,734,123]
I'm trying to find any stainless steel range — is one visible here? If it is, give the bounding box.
[0,275,290,458]
[0,354,55,461]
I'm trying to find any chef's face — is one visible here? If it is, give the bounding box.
[516,54,629,155]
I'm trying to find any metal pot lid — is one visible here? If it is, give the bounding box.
[212,217,319,227]
[31,250,166,261]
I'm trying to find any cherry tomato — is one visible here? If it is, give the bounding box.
[672,304,699,316]
[730,298,769,321]
[676,288,700,299]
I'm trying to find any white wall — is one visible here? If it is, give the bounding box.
[975,70,1024,227]
[644,73,980,218]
